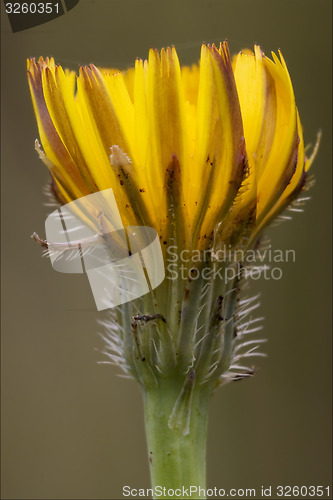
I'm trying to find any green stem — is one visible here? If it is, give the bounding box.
[143,378,211,499]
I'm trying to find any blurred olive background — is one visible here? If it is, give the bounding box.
[1,1,331,499]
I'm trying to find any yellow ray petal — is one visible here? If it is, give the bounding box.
[42,65,100,192]
[140,47,188,232]
[257,51,298,220]
[27,58,92,200]
[192,43,246,243]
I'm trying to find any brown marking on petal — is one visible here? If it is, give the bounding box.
[211,44,246,191]
[195,44,248,250]
[190,156,216,246]
[109,146,152,226]
[164,154,189,250]
[257,127,299,224]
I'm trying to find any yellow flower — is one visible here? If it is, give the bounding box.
[27,42,318,253]
[28,43,321,497]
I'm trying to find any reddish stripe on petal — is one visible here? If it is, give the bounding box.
[27,59,93,200]
[43,66,99,192]
[196,43,247,241]
[79,65,130,155]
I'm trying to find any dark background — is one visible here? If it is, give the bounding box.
[1,1,332,499]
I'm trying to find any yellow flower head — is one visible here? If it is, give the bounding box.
[27,42,318,253]
[27,42,321,426]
